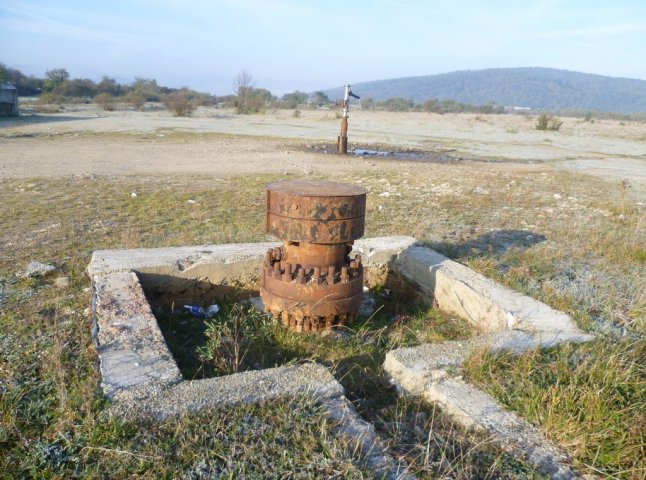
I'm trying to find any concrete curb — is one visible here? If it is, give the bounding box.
[396,245,580,333]
[89,237,416,478]
[107,362,343,420]
[89,236,595,478]
[383,243,595,479]
[424,378,578,480]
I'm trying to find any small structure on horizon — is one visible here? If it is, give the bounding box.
[0,82,18,117]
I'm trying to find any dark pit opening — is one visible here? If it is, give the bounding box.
[138,269,472,400]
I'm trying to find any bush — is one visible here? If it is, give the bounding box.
[93,93,116,111]
[536,113,563,131]
[36,92,63,105]
[124,91,146,109]
[162,90,197,117]
[378,97,415,111]
[292,109,301,118]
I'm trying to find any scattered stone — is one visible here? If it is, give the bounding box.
[358,292,378,317]
[187,199,196,204]
[320,328,354,341]
[54,276,71,288]
[131,192,137,197]
[20,261,56,278]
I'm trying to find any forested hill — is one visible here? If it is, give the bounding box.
[322,68,646,113]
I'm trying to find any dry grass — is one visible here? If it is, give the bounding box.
[1,145,644,477]
[464,340,645,479]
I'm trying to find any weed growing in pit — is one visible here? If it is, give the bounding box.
[155,277,472,382]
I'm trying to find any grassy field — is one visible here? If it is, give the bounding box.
[1,112,644,478]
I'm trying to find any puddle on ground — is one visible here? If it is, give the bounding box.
[354,148,467,163]
[304,143,516,164]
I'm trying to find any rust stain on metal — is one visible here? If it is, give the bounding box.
[260,180,368,332]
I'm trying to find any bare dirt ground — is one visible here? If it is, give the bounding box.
[1,104,644,197]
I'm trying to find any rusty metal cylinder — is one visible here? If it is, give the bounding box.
[260,180,367,332]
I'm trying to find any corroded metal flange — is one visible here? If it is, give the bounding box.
[260,180,368,332]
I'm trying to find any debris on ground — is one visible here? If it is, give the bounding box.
[19,261,56,278]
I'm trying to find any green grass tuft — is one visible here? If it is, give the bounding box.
[463,339,646,479]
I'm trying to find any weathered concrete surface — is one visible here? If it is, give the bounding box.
[89,236,416,278]
[88,237,416,401]
[89,236,595,479]
[107,363,343,419]
[321,396,414,480]
[93,271,182,399]
[384,334,594,479]
[89,241,279,279]
[425,378,578,480]
[384,330,595,392]
[396,245,580,333]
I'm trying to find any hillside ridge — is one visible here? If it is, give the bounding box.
[322,67,646,113]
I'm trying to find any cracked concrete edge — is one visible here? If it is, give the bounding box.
[88,236,416,401]
[384,330,596,394]
[88,236,417,277]
[321,396,415,480]
[92,271,183,398]
[105,363,343,419]
[105,365,414,480]
[384,331,596,480]
[395,245,581,334]
[424,378,580,480]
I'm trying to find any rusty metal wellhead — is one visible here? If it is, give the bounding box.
[260,180,368,332]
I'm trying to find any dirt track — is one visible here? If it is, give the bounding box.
[1,105,644,196]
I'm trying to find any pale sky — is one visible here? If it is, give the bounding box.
[1,0,645,95]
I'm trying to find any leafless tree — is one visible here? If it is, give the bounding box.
[234,70,257,114]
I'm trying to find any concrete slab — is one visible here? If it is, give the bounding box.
[92,271,182,398]
[107,363,343,419]
[384,330,595,393]
[396,245,580,333]
[88,237,418,478]
[89,236,595,479]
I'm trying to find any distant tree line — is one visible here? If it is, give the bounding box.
[0,64,339,116]
[358,96,505,114]
[7,64,599,119]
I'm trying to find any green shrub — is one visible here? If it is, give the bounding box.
[93,93,116,111]
[162,90,197,117]
[124,91,146,109]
